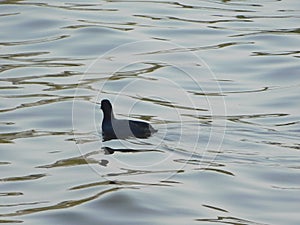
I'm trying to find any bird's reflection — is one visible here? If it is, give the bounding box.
[102,147,163,155]
[102,133,152,142]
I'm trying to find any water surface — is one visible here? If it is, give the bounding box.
[0,0,300,224]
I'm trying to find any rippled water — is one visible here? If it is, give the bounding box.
[1,0,300,224]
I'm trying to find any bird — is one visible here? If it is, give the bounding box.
[100,99,157,140]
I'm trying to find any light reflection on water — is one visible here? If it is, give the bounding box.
[1,0,300,224]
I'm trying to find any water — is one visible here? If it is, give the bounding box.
[1,0,300,224]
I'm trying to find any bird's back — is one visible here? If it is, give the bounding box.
[102,118,156,139]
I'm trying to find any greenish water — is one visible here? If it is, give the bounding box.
[1,0,300,224]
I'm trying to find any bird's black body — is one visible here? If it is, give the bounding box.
[100,99,156,140]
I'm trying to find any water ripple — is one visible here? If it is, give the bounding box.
[0,173,46,182]
[1,0,299,224]
[0,35,69,47]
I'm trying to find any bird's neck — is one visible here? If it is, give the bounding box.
[103,110,114,121]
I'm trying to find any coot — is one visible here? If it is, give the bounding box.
[100,99,157,140]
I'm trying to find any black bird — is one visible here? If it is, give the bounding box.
[100,99,157,140]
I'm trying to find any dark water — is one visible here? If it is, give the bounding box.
[1,0,300,224]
